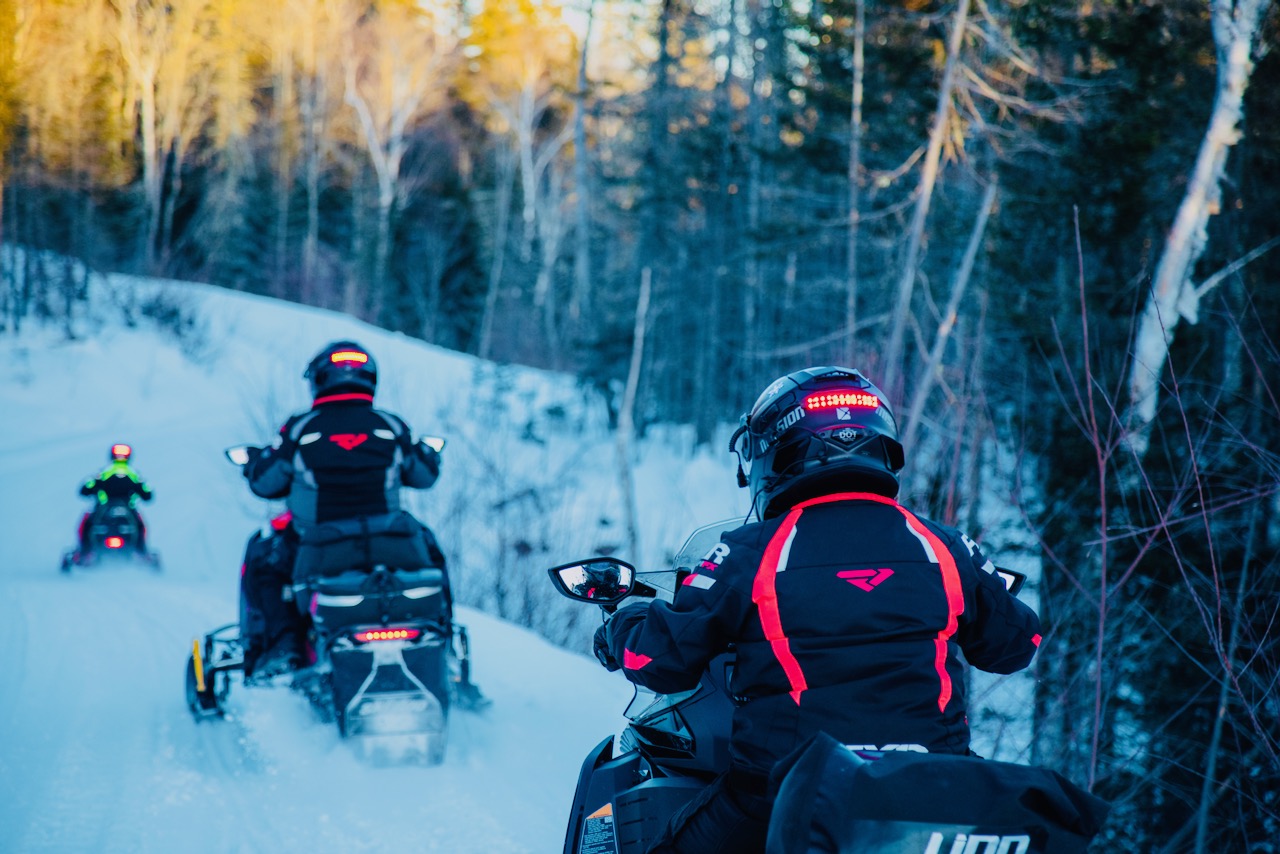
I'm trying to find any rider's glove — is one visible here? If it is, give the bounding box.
[593,621,621,672]
[241,445,265,476]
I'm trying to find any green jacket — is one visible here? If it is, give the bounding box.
[81,461,153,506]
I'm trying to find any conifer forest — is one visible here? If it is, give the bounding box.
[1,1,1278,849]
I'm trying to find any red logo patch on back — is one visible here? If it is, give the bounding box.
[838,568,894,591]
[329,433,368,451]
[623,649,653,670]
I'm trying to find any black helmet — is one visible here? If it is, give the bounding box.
[110,443,133,462]
[304,341,378,398]
[730,367,905,518]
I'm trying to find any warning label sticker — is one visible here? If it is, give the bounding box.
[580,802,617,854]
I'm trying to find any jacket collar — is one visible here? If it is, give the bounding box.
[312,392,375,407]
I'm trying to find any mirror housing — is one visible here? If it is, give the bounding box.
[994,567,1027,597]
[420,436,446,453]
[547,558,636,606]
[224,445,254,467]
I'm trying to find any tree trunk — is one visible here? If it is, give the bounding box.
[274,47,294,294]
[569,1,595,327]
[535,162,566,361]
[301,72,324,305]
[478,145,516,360]
[139,79,161,270]
[615,267,651,566]
[1124,0,1272,456]
[901,177,997,452]
[881,0,970,398]
[844,0,866,365]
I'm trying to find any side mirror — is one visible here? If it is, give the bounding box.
[420,436,446,453]
[547,558,636,605]
[225,445,253,467]
[994,567,1027,597]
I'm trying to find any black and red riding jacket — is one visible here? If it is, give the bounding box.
[244,393,439,533]
[601,492,1042,777]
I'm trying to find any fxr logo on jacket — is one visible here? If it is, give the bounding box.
[837,568,894,591]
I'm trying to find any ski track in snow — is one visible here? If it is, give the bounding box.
[0,564,633,853]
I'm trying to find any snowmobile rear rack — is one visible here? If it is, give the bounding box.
[185,623,243,719]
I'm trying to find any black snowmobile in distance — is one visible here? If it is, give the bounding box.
[61,500,160,572]
[185,438,486,765]
[547,521,1110,854]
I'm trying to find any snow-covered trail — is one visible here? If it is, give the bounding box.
[0,562,631,853]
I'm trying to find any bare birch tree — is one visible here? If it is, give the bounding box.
[901,177,998,453]
[615,266,651,566]
[109,0,217,271]
[1124,0,1275,456]
[880,0,970,399]
[338,0,456,320]
[569,0,596,328]
[295,0,346,305]
[462,0,578,357]
[844,0,866,366]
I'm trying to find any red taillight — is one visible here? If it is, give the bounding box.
[330,350,368,364]
[111,443,132,459]
[354,627,421,643]
[105,536,124,549]
[804,390,879,411]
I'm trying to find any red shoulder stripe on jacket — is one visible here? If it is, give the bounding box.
[753,509,807,705]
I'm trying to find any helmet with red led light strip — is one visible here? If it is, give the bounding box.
[109,443,133,462]
[730,366,905,519]
[303,340,378,398]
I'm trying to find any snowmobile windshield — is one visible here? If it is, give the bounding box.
[624,683,700,723]
[637,519,740,598]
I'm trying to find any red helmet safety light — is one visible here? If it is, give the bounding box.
[354,627,421,643]
[111,444,132,459]
[105,536,124,549]
[804,390,879,411]
[330,350,369,364]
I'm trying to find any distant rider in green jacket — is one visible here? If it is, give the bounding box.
[78,443,153,553]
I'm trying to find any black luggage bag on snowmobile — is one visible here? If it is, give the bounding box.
[293,510,445,580]
[767,733,1110,854]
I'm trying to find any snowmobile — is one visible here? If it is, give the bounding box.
[547,521,1109,854]
[184,440,486,765]
[61,500,160,572]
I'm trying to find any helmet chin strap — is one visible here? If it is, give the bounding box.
[729,421,750,488]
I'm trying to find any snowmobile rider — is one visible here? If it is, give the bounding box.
[240,340,447,679]
[237,510,302,678]
[593,366,1043,854]
[78,443,153,552]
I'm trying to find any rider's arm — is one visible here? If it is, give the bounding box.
[245,422,298,500]
[953,540,1041,675]
[132,470,153,501]
[401,441,441,489]
[377,411,440,490]
[80,477,98,497]
[603,550,751,695]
